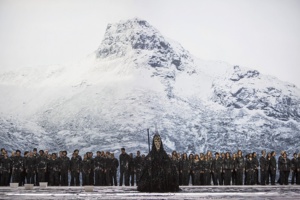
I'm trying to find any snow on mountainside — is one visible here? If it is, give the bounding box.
[0,18,299,155]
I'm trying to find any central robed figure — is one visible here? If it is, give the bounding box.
[137,133,180,192]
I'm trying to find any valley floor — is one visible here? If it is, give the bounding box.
[0,185,299,199]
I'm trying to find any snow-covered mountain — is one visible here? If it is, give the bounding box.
[0,18,299,155]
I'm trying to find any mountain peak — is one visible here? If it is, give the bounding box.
[96,18,194,71]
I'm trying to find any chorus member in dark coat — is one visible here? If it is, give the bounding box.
[180,153,191,185]
[0,152,11,186]
[203,155,212,185]
[252,152,259,184]
[235,150,244,185]
[231,153,237,185]
[111,153,119,186]
[87,152,94,185]
[192,154,201,185]
[128,153,135,186]
[291,153,298,185]
[245,154,255,185]
[134,151,143,186]
[12,150,24,186]
[25,152,36,185]
[188,154,194,185]
[94,151,105,186]
[81,154,91,186]
[119,148,130,186]
[266,152,271,185]
[297,153,300,185]
[171,151,180,186]
[223,152,233,185]
[259,150,267,185]
[104,152,113,186]
[36,150,48,185]
[279,152,291,185]
[137,134,180,192]
[48,153,60,186]
[212,152,223,185]
[59,151,70,186]
[70,150,81,186]
[269,151,277,185]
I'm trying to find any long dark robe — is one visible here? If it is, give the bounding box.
[137,135,180,192]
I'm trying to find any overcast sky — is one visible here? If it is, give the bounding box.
[0,0,299,87]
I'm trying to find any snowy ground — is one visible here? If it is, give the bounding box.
[0,185,299,199]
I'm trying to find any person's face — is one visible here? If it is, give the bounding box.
[16,152,20,156]
[216,154,219,159]
[238,151,242,157]
[137,151,140,156]
[121,149,125,154]
[97,152,101,157]
[154,137,161,151]
[63,152,66,157]
[283,154,287,158]
[294,154,297,158]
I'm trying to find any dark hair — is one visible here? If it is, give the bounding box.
[121,148,125,151]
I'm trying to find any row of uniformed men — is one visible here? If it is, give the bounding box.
[0,148,147,187]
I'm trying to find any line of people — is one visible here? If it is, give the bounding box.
[0,147,300,186]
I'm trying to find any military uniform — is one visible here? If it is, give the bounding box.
[105,156,112,186]
[128,155,135,186]
[36,155,48,184]
[260,155,267,185]
[87,153,94,185]
[11,154,24,186]
[111,156,119,186]
[48,157,60,186]
[94,155,105,186]
[134,155,143,186]
[0,156,11,186]
[119,152,130,186]
[25,156,36,185]
[59,155,70,186]
[70,155,81,186]
[81,157,91,186]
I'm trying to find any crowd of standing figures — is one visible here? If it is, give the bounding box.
[0,147,300,187]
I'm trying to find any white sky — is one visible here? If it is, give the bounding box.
[0,0,300,87]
